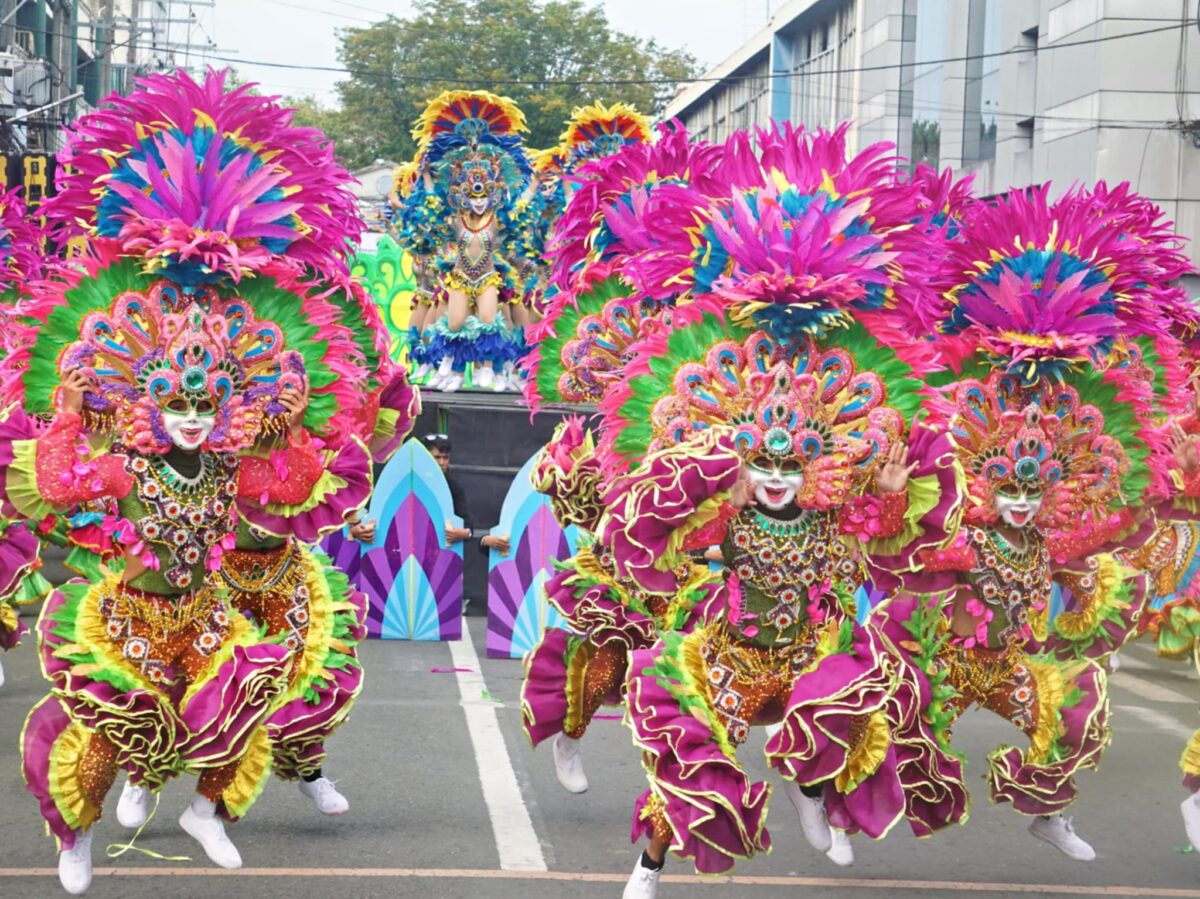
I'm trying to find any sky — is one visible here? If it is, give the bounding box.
[179,0,785,103]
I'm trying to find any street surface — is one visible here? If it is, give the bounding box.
[1,615,1198,898]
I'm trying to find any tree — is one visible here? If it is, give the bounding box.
[309,0,700,170]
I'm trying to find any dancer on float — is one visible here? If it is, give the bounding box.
[2,68,368,894]
[418,91,533,393]
[869,181,1193,865]
[392,157,448,383]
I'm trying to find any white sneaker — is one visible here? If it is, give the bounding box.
[1029,814,1096,861]
[436,356,454,380]
[491,372,509,393]
[552,733,589,794]
[439,372,464,393]
[58,830,92,895]
[116,779,149,829]
[413,362,432,381]
[474,366,495,390]
[782,780,832,853]
[179,804,243,869]
[621,854,662,899]
[0,656,5,689]
[298,776,349,816]
[826,827,854,866]
[1182,794,1200,851]
[1108,652,1121,673]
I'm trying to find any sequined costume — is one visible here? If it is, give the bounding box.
[523,124,966,885]
[0,69,375,887]
[871,180,1189,846]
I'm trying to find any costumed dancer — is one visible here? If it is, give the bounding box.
[0,188,53,686]
[528,122,962,897]
[417,91,534,393]
[3,68,369,894]
[520,124,735,793]
[392,158,447,383]
[870,181,1191,865]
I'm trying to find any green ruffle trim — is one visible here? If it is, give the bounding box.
[643,626,738,762]
[866,474,939,557]
[901,594,964,761]
[48,580,143,694]
[6,438,57,522]
[259,465,350,517]
[11,568,52,606]
[374,406,400,442]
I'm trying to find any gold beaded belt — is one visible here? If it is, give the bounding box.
[112,584,220,640]
[220,542,303,595]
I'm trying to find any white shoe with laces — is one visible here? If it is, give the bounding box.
[782,780,833,852]
[179,804,243,869]
[58,830,93,895]
[439,372,464,393]
[117,779,149,828]
[474,365,495,390]
[1183,794,1200,852]
[1028,814,1096,861]
[622,854,662,899]
[552,733,589,794]
[826,827,855,866]
[298,776,349,816]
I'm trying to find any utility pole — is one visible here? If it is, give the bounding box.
[97,0,114,97]
[127,0,140,68]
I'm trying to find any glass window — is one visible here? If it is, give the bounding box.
[911,0,949,169]
[962,0,1003,164]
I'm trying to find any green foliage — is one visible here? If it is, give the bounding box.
[306,0,701,170]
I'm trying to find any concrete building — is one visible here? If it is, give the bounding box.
[665,0,1200,268]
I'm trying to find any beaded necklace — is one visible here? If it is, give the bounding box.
[968,526,1051,646]
[126,451,240,590]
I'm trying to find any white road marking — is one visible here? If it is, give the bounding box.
[1110,670,1195,705]
[448,619,548,872]
[1115,704,1194,740]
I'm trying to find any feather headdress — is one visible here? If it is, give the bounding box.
[559,101,652,170]
[46,68,362,284]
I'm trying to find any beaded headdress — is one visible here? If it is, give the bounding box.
[603,316,907,508]
[0,69,375,447]
[559,101,652,170]
[413,91,532,214]
[61,283,302,451]
[946,372,1132,528]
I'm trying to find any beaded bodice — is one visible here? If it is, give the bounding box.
[453,215,497,279]
[723,508,863,647]
[120,451,240,593]
[963,525,1051,647]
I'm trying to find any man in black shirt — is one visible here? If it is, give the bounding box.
[423,434,509,555]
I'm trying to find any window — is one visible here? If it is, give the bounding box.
[910,0,949,169]
[789,1,858,130]
[962,0,1004,165]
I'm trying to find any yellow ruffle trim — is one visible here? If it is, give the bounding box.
[46,722,102,834]
[0,602,18,635]
[219,726,273,820]
[374,407,400,442]
[8,437,58,521]
[866,474,938,556]
[835,711,891,793]
[562,640,596,736]
[1024,659,1067,765]
[1054,555,1124,640]
[1180,728,1200,778]
[684,627,738,763]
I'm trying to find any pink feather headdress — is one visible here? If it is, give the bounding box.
[45,67,362,283]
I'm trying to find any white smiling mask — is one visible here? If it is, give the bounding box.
[746,461,803,512]
[994,489,1044,529]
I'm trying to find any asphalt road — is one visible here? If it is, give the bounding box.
[1,616,1199,899]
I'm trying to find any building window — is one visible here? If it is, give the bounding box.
[789,1,857,130]
[910,0,949,169]
[962,0,1004,165]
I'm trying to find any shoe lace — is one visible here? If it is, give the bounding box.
[1060,816,1076,836]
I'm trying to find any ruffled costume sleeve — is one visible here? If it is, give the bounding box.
[364,368,421,464]
[236,430,371,543]
[532,417,605,533]
[3,411,134,522]
[859,425,967,593]
[600,431,743,596]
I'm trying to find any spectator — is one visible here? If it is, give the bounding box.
[423,433,510,555]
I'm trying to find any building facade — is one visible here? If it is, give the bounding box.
[666,0,1200,269]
